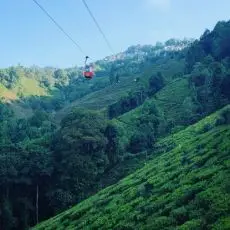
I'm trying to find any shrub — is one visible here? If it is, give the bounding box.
[215,106,230,126]
[201,123,213,133]
[215,116,226,126]
[220,106,230,124]
[176,186,204,207]
[128,131,154,154]
[177,219,202,230]
[114,224,135,230]
[138,182,153,197]
[171,206,189,225]
[212,217,230,230]
[146,216,174,230]
[148,72,166,96]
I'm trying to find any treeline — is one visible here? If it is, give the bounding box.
[0,107,105,229]
[0,104,55,229]
[0,66,55,90]
[187,20,230,115]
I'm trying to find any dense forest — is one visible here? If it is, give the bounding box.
[0,20,230,229]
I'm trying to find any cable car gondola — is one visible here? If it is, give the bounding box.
[83,56,94,79]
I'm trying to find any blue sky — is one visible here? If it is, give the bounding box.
[1,0,230,68]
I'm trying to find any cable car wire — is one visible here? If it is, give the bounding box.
[32,0,85,54]
[82,0,114,54]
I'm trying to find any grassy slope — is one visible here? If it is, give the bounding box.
[111,78,192,147]
[71,78,138,109]
[13,77,47,97]
[119,78,191,125]
[0,77,47,100]
[0,83,17,100]
[153,77,192,123]
[55,74,140,121]
[33,106,230,230]
[0,77,48,118]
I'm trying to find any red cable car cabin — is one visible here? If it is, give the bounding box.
[83,65,94,79]
[83,70,94,79]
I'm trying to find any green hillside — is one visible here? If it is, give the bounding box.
[55,74,139,121]
[101,77,194,156]
[0,77,48,100]
[33,105,230,230]
[55,56,185,122]
[1,20,230,230]
[0,77,47,118]
[115,78,192,133]
[14,77,48,97]
[0,83,17,100]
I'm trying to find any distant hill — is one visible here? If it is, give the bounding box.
[102,38,193,63]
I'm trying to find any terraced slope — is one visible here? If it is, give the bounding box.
[33,105,230,230]
[55,74,140,121]
[110,77,193,147]
[118,78,192,125]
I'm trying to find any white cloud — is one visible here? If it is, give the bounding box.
[147,0,171,11]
